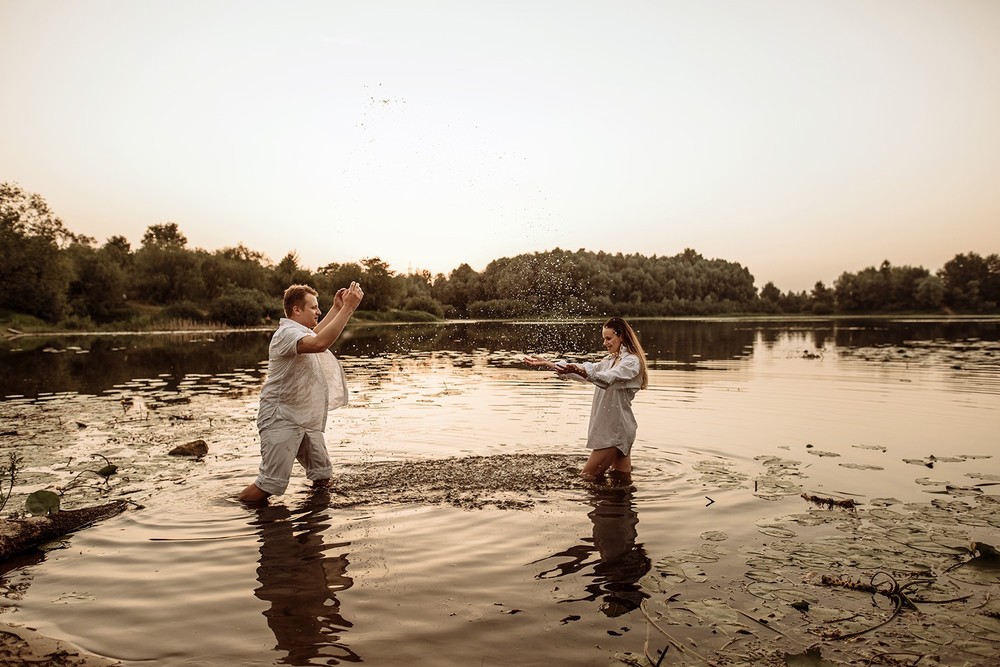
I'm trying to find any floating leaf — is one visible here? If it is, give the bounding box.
[700,530,728,542]
[782,646,838,667]
[852,444,887,452]
[756,522,796,538]
[744,569,786,584]
[838,463,883,471]
[746,582,816,603]
[26,490,60,515]
[966,472,1000,482]
[949,552,1000,585]
[96,463,119,478]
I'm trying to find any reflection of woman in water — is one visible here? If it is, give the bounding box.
[525,317,649,484]
[251,490,360,665]
[532,487,650,617]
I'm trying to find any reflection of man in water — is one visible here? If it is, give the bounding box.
[239,282,364,503]
[252,490,360,665]
[533,488,651,616]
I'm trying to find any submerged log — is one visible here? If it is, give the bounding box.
[0,500,127,560]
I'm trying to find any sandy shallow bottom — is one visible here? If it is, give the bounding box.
[0,622,119,666]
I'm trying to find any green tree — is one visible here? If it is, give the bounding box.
[273,252,315,294]
[431,263,481,316]
[939,252,1000,311]
[0,183,73,320]
[65,241,128,321]
[914,275,945,310]
[760,281,781,303]
[357,257,403,311]
[201,244,270,299]
[133,223,203,304]
[398,269,445,316]
[811,281,835,314]
[141,222,187,249]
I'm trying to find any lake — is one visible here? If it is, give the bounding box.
[1,317,999,666]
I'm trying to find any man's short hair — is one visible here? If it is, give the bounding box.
[283,284,318,317]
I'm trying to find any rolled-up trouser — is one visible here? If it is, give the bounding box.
[254,417,332,496]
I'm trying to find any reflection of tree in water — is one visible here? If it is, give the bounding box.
[252,491,359,665]
[532,488,651,617]
[0,331,271,398]
[337,320,760,368]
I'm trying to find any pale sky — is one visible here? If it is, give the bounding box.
[2,1,998,292]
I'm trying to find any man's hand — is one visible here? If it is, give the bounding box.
[341,282,364,311]
[333,287,347,311]
[299,281,365,353]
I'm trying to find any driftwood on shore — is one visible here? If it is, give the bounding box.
[0,500,128,560]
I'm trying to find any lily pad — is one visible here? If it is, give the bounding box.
[756,523,796,538]
[838,463,883,471]
[744,569,786,584]
[782,646,838,667]
[25,490,61,515]
[948,553,1000,585]
[700,530,728,542]
[746,582,817,603]
[806,450,840,458]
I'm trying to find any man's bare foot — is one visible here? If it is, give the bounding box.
[238,484,270,503]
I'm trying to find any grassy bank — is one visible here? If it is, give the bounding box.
[0,305,442,335]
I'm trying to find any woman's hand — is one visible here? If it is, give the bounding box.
[523,355,557,370]
[556,363,587,379]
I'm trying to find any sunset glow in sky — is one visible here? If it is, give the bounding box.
[2,0,998,291]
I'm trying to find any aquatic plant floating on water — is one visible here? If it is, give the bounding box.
[800,493,857,509]
[25,490,60,516]
[0,452,24,514]
[60,453,120,495]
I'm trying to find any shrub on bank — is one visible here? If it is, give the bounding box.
[209,288,273,327]
[0,310,50,333]
[401,295,445,318]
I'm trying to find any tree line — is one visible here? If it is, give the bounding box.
[2,182,997,327]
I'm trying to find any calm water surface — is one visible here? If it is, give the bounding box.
[1,318,999,665]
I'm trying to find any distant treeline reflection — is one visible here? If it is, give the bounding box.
[3,319,998,399]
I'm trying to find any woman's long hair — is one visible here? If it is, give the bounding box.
[604,317,648,389]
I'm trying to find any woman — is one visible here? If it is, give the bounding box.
[525,317,649,485]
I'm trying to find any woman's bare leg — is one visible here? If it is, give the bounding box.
[605,451,632,485]
[581,448,621,481]
[611,452,631,473]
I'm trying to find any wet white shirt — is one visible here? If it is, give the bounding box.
[579,352,642,454]
[257,318,348,432]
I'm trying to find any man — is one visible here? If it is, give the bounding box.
[238,281,364,503]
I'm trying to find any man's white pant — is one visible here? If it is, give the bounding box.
[253,417,332,495]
